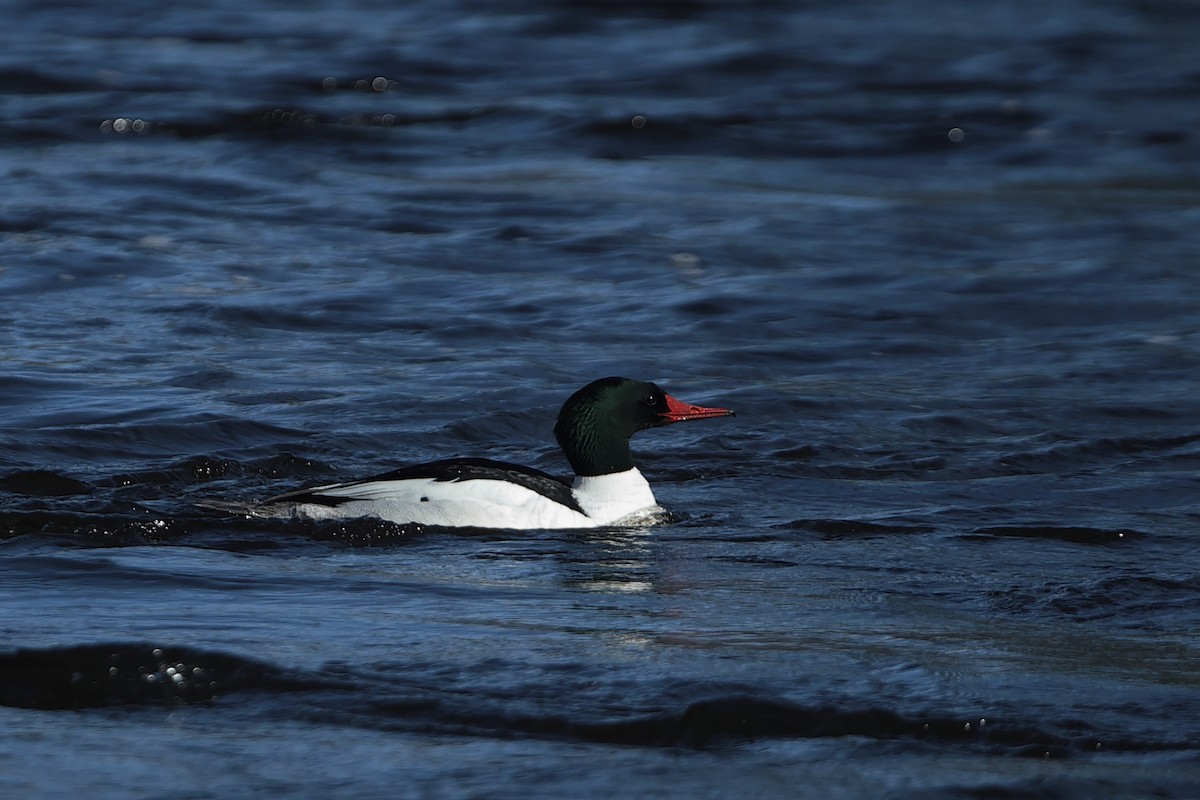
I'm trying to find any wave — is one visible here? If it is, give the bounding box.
[989,574,1200,625]
[1,642,1160,758]
[965,525,1141,544]
[991,433,1200,477]
[0,642,321,711]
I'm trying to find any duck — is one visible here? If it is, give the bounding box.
[235,377,733,529]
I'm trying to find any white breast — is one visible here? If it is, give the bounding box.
[570,467,662,524]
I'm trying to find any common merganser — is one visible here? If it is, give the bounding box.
[236,377,733,530]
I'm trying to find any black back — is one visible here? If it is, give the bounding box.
[268,457,584,514]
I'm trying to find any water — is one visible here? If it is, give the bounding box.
[3,0,1200,797]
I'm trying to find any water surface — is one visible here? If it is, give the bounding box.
[2,1,1200,797]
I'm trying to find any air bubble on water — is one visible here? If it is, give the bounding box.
[102,118,149,135]
[671,252,701,269]
[138,235,172,250]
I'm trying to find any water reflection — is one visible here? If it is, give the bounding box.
[556,529,658,594]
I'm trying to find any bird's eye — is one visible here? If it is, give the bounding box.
[644,394,658,406]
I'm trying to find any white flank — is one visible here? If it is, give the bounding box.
[253,467,664,530]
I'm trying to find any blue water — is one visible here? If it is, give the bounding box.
[3,0,1200,797]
